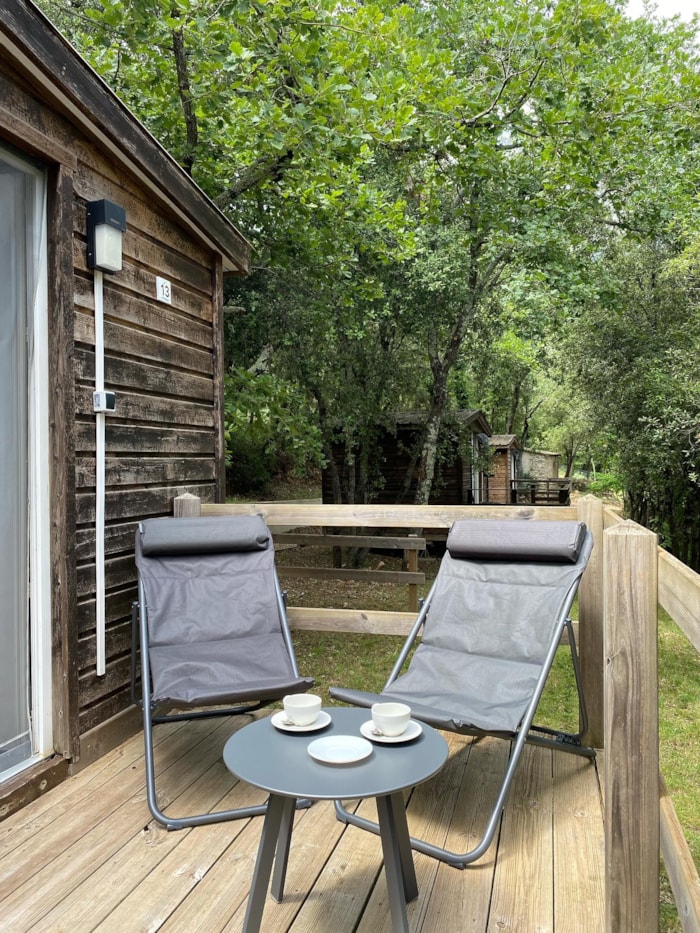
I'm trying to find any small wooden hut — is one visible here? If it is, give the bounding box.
[0,0,250,815]
[322,410,492,505]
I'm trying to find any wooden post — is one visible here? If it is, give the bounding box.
[406,535,419,613]
[577,494,605,747]
[604,521,659,933]
[174,491,201,517]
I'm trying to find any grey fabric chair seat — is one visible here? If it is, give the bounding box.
[133,514,313,830]
[149,634,309,707]
[330,517,594,869]
[331,647,546,735]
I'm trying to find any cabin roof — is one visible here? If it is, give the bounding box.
[391,409,492,435]
[489,434,521,449]
[523,448,561,457]
[0,0,250,274]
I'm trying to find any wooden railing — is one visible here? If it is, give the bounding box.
[510,477,572,505]
[174,493,700,933]
[273,531,425,612]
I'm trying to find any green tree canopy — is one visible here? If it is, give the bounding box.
[564,240,700,566]
[42,0,700,519]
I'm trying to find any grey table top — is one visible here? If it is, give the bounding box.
[223,706,448,800]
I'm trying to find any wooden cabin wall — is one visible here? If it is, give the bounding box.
[73,147,225,736]
[0,58,225,751]
[488,450,511,504]
[322,427,476,505]
[73,145,223,733]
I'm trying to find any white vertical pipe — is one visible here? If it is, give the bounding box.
[94,269,106,676]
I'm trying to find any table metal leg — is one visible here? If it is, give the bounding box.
[387,791,418,902]
[271,796,296,902]
[376,792,418,933]
[242,794,287,933]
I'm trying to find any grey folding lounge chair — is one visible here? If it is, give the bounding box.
[132,514,314,830]
[330,518,594,868]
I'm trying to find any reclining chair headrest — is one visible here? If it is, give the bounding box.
[139,515,270,556]
[446,519,587,564]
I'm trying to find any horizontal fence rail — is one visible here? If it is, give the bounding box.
[274,531,426,611]
[510,478,572,506]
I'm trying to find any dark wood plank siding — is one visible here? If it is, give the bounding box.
[0,41,232,749]
[72,143,223,734]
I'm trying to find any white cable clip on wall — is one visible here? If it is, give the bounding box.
[87,199,126,676]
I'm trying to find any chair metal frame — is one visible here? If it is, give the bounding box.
[331,520,595,869]
[131,516,313,831]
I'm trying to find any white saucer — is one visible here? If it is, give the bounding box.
[360,719,423,744]
[307,734,373,765]
[271,710,332,733]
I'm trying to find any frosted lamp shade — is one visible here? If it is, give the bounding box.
[93,224,123,272]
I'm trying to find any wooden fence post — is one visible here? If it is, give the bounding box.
[577,494,605,747]
[406,535,419,612]
[604,521,659,933]
[174,492,201,517]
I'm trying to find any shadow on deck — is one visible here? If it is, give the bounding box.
[0,708,604,932]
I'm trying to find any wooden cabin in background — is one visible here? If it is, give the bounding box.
[322,410,492,505]
[488,438,571,505]
[0,0,250,817]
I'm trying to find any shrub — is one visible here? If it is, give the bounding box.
[224,367,325,496]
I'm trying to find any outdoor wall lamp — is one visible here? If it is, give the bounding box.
[86,198,126,272]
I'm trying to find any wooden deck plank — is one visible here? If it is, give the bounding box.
[162,799,361,933]
[90,782,267,932]
[486,744,554,932]
[0,718,212,897]
[418,737,510,930]
[283,796,385,933]
[0,717,241,929]
[356,731,476,932]
[0,723,178,857]
[31,764,254,932]
[0,712,606,933]
[552,753,605,932]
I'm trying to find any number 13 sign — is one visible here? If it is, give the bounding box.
[156,276,172,304]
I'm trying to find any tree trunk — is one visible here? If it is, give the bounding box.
[412,293,479,504]
[506,381,521,434]
[413,371,449,505]
[171,26,198,175]
[414,413,442,504]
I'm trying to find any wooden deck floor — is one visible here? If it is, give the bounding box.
[0,710,605,932]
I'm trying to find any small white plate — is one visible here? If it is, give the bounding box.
[360,719,423,744]
[307,734,373,765]
[271,710,332,733]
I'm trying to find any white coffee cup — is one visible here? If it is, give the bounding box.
[283,693,322,726]
[371,701,411,737]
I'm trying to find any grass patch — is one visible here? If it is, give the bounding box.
[293,631,404,706]
[653,608,700,933]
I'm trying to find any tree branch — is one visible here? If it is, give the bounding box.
[215,150,295,204]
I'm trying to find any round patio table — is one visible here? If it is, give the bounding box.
[223,706,448,933]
